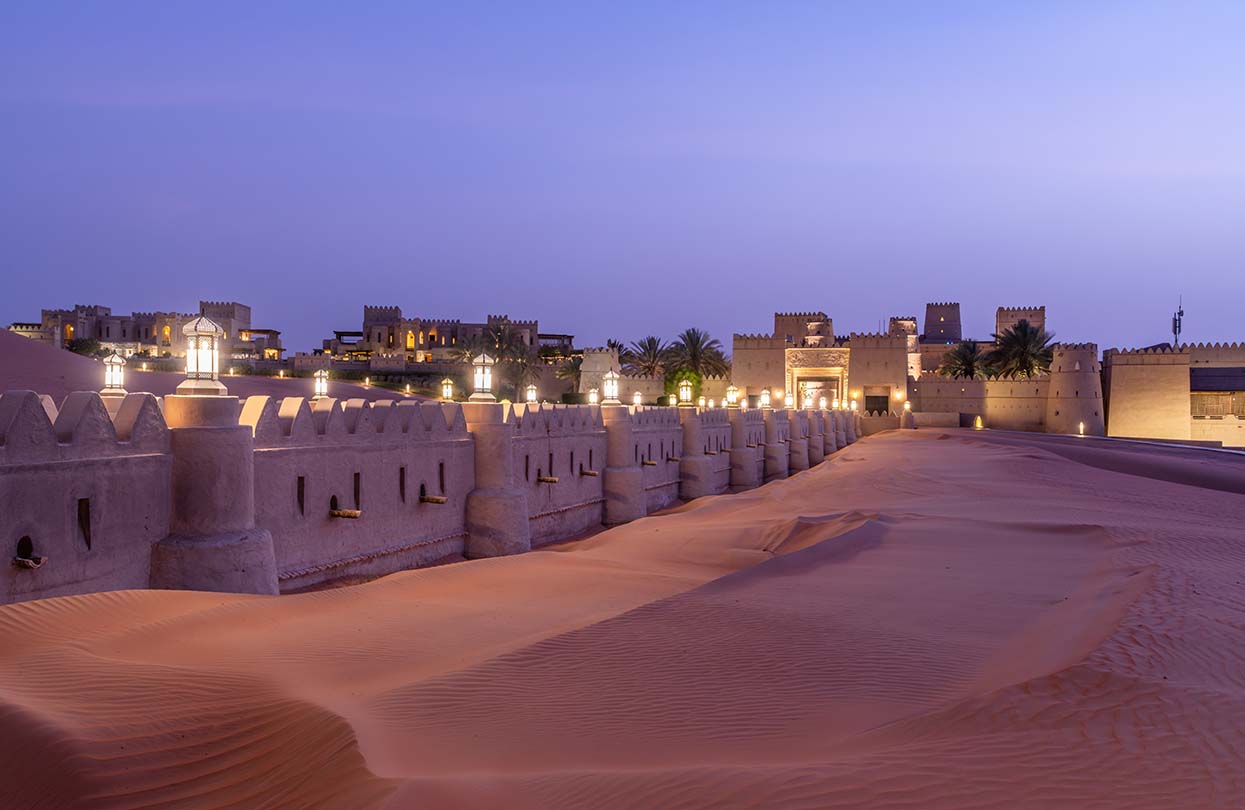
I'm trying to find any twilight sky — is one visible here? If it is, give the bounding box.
[3,1,1244,353]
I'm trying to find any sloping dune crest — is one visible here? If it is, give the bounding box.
[2,429,1244,809]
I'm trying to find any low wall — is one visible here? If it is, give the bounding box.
[860,413,900,435]
[633,406,683,512]
[511,404,607,547]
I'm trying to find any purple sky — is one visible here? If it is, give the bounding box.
[3,2,1243,353]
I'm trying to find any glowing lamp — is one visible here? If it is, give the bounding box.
[669,395,678,406]
[526,383,538,403]
[588,387,599,405]
[632,390,642,406]
[726,385,740,407]
[760,388,772,409]
[974,415,984,430]
[832,398,840,410]
[364,376,370,387]
[1079,421,1085,436]
[312,369,329,399]
[697,395,706,408]
[441,377,454,400]
[101,352,126,397]
[894,390,904,400]
[819,396,827,410]
[469,352,496,402]
[229,367,237,377]
[602,369,621,405]
[708,399,715,408]
[405,383,412,395]
[803,392,813,410]
[142,362,149,371]
[739,396,748,411]
[850,400,858,411]
[178,315,227,395]
[678,378,693,405]
[903,400,911,411]
[278,369,284,378]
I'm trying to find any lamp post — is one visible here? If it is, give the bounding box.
[760,388,772,409]
[726,385,739,408]
[602,369,621,405]
[678,378,693,406]
[632,390,642,407]
[697,395,706,408]
[101,352,127,399]
[178,316,227,395]
[312,368,329,400]
[819,396,827,410]
[803,392,813,410]
[850,400,858,412]
[588,387,599,405]
[832,398,840,410]
[441,378,454,400]
[469,352,496,402]
[526,383,538,403]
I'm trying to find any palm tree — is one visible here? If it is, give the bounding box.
[938,340,989,379]
[985,320,1055,379]
[666,328,730,377]
[606,338,626,356]
[504,355,542,388]
[624,336,669,377]
[556,355,583,391]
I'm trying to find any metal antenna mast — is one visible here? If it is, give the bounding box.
[1172,295,1184,347]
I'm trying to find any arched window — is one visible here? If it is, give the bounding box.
[406,331,415,350]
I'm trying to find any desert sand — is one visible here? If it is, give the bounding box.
[0,328,409,403]
[1,423,1243,809]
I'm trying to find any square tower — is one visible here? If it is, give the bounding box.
[995,306,1046,339]
[922,302,961,344]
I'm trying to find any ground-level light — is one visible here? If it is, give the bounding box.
[602,369,621,405]
[760,388,771,409]
[726,385,739,407]
[632,390,642,406]
[678,378,693,405]
[526,383,538,403]
[588,388,599,405]
[313,369,329,399]
[441,378,454,400]
[470,352,496,402]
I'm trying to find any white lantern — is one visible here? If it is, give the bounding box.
[697,395,706,408]
[178,316,226,395]
[588,387,599,405]
[725,385,739,407]
[774,390,784,405]
[364,376,370,387]
[278,369,284,378]
[602,369,621,405]
[819,396,827,410]
[526,383,538,403]
[313,368,329,399]
[441,377,454,400]
[850,400,858,411]
[101,352,126,397]
[405,383,412,395]
[470,352,496,402]
[708,399,715,408]
[803,392,813,409]
[739,396,748,411]
[903,400,911,411]
[1078,421,1085,436]
[678,378,693,405]
[832,398,840,410]
[632,390,642,406]
[760,388,771,409]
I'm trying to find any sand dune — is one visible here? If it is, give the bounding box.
[0,328,408,403]
[2,429,1244,808]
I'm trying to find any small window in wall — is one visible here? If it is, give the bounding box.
[297,476,305,515]
[419,483,427,500]
[570,450,574,471]
[330,495,339,511]
[17,536,34,559]
[438,461,446,494]
[353,472,361,509]
[399,466,407,503]
[525,455,531,481]
[548,452,554,477]
[77,498,92,550]
[589,449,594,469]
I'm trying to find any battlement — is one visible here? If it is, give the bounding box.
[774,311,827,318]
[362,305,403,322]
[0,390,169,466]
[997,305,1046,314]
[1054,342,1098,352]
[847,332,906,349]
[1103,346,1186,357]
[925,301,960,307]
[698,408,730,426]
[241,396,468,449]
[511,403,604,438]
[631,405,682,429]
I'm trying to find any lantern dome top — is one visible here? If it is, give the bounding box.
[183,315,224,336]
[472,351,496,365]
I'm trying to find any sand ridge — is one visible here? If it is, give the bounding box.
[1,430,1244,808]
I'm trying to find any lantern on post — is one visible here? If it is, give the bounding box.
[588,387,599,405]
[803,392,813,410]
[101,352,127,398]
[312,368,329,400]
[697,395,706,408]
[469,352,496,402]
[678,378,693,406]
[832,398,840,410]
[601,369,621,405]
[441,378,454,400]
[819,396,827,410]
[725,385,739,408]
[850,400,858,412]
[632,390,642,407]
[760,388,772,409]
[178,316,227,395]
[526,383,538,403]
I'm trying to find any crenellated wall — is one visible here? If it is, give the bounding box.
[0,391,171,604]
[2,385,860,604]
[509,403,607,547]
[240,396,475,591]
